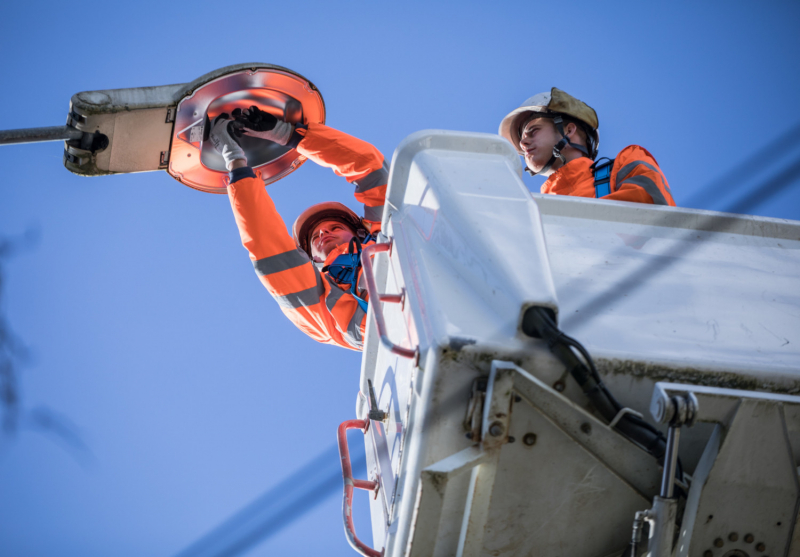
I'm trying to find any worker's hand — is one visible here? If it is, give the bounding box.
[208,113,247,170]
[233,106,294,146]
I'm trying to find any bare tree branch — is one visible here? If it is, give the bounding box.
[0,229,91,465]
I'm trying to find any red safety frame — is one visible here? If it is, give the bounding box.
[338,418,383,557]
[360,241,418,361]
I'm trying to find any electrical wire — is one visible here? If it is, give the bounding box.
[173,441,367,557]
[177,122,798,555]
[683,121,800,210]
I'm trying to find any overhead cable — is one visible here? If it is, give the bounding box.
[173,441,366,557]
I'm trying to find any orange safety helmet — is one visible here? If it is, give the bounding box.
[292,201,368,256]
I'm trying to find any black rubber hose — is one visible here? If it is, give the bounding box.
[521,306,669,462]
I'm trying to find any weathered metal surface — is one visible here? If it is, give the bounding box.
[409,446,487,557]
[353,131,800,557]
[675,396,800,556]
[65,83,181,176]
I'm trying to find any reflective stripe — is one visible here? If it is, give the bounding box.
[324,275,347,312]
[253,249,310,276]
[345,305,367,349]
[363,204,384,222]
[618,176,669,206]
[615,160,672,194]
[273,270,325,310]
[353,161,389,193]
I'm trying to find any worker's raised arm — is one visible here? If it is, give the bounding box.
[207,114,355,349]
[227,170,356,347]
[292,123,389,234]
[607,146,676,206]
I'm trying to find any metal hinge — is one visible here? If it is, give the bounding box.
[463,376,488,442]
[66,110,86,128]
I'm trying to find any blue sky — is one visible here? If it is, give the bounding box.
[1,1,799,556]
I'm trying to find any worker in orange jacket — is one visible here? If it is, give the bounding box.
[499,88,676,206]
[208,108,388,351]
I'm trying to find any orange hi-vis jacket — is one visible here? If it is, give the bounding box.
[227,123,388,351]
[541,145,676,206]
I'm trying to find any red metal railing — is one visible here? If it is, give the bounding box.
[337,419,383,557]
[360,241,418,361]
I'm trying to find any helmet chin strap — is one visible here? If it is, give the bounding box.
[524,114,592,176]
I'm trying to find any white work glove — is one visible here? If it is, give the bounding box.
[232,106,294,146]
[208,114,246,170]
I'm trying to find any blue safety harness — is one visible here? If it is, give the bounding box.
[591,157,616,198]
[322,236,372,314]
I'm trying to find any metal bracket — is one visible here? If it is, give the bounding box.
[463,376,488,442]
[408,360,663,557]
[367,379,389,423]
[644,382,800,557]
[480,363,514,450]
[361,240,418,362]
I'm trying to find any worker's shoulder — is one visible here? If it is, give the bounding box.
[614,145,663,170]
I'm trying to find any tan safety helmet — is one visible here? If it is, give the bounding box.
[499,87,600,162]
[292,201,368,256]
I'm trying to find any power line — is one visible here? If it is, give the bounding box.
[173,441,366,557]
[174,122,800,557]
[561,154,800,331]
[682,121,800,209]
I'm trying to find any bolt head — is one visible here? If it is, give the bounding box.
[489,421,504,437]
[554,381,565,392]
[744,534,754,544]
[523,433,537,446]
[729,532,738,542]
[465,432,473,440]
[714,538,724,548]
[580,422,592,435]
[756,542,766,552]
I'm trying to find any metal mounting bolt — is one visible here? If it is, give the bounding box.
[508,436,515,443]
[523,433,537,446]
[553,380,565,392]
[729,532,738,542]
[465,432,473,440]
[756,542,766,552]
[714,538,724,548]
[580,422,592,435]
[488,421,504,437]
[703,551,712,557]
[744,534,754,543]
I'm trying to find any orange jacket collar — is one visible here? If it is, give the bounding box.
[541,156,594,197]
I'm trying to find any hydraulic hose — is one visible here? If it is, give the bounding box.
[521,306,675,467]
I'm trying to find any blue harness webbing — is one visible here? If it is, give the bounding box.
[322,237,372,313]
[592,158,615,198]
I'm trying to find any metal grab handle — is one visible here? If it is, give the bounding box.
[360,241,418,360]
[337,419,383,557]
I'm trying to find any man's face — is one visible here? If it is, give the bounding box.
[519,117,559,174]
[309,219,355,263]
